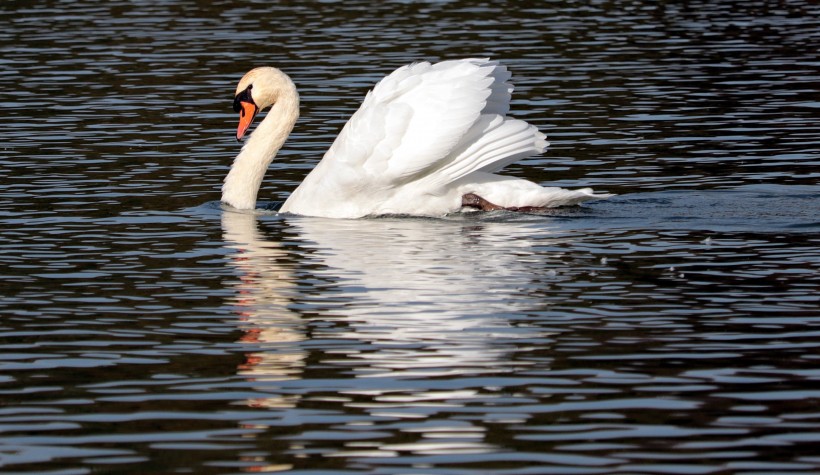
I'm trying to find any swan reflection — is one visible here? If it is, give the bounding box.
[222,211,561,471]
[222,211,305,408]
[224,213,558,381]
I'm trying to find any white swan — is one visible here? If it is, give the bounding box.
[222,58,611,218]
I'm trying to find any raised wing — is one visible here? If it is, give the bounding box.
[324,58,519,187]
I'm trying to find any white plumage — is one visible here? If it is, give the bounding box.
[222,58,611,218]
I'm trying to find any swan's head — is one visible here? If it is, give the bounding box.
[233,67,296,141]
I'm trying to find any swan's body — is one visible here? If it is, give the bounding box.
[222,59,610,218]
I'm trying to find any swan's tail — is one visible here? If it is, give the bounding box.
[529,186,614,207]
[426,113,613,208]
[459,172,612,209]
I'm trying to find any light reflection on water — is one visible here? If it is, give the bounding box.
[1,0,819,473]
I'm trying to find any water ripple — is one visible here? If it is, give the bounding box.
[1,0,819,473]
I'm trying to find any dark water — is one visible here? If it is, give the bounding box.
[1,1,819,473]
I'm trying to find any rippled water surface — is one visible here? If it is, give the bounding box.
[1,1,819,473]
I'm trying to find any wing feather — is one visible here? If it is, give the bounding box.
[421,114,548,189]
[323,58,518,187]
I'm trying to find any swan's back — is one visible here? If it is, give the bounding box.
[280,59,557,218]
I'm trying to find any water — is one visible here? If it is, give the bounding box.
[1,0,819,473]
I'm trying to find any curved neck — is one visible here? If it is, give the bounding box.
[222,90,299,209]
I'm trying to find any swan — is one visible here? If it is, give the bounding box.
[222,58,611,218]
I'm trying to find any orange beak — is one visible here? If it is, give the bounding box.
[236,101,258,141]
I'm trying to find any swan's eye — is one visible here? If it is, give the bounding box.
[233,85,255,113]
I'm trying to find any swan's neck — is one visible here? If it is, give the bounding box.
[222,91,299,209]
